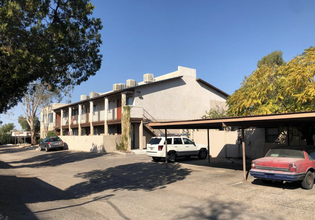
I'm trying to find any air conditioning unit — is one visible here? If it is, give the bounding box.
[144,73,154,83]
[126,79,136,87]
[119,83,125,89]
[80,95,89,100]
[89,92,99,98]
[113,84,121,91]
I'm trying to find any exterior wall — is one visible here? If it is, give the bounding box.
[40,103,68,138]
[193,130,239,158]
[60,135,121,153]
[133,66,227,122]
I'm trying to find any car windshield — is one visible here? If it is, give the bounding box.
[148,138,161,145]
[266,148,304,158]
[50,137,61,142]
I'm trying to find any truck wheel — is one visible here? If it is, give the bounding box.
[301,171,314,189]
[152,157,161,162]
[168,152,176,163]
[198,149,207,159]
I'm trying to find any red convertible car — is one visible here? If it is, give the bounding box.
[250,145,315,189]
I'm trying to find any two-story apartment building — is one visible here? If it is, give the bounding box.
[40,66,229,152]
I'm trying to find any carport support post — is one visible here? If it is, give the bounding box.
[242,124,246,181]
[165,129,168,168]
[207,129,210,163]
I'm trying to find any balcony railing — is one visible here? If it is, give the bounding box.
[71,115,78,125]
[81,113,87,123]
[56,106,144,125]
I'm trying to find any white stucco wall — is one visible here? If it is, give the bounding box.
[60,135,121,153]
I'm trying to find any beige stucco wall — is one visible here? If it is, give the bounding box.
[60,135,121,153]
[133,66,227,122]
[193,130,239,158]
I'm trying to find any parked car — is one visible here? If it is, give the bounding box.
[250,145,315,189]
[146,136,208,162]
[39,136,64,152]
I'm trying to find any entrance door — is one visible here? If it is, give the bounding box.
[117,99,121,119]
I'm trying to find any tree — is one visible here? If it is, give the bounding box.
[0,0,102,113]
[18,115,40,132]
[227,47,315,144]
[19,83,65,145]
[0,123,15,133]
[202,106,227,119]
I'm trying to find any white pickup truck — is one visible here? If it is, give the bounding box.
[146,136,208,162]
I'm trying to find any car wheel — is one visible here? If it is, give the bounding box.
[198,149,207,159]
[152,157,161,162]
[45,146,49,152]
[301,171,314,189]
[168,152,176,163]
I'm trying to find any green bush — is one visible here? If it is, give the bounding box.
[0,133,12,145]
[38,138,43,144]
[47,131,57,137]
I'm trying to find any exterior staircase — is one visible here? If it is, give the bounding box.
[143,109,164,136]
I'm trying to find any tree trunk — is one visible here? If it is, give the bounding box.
[30,118,37,145]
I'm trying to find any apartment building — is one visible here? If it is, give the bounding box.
[40,66,229,152]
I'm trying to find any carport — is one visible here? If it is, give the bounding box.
[149,111,315,181]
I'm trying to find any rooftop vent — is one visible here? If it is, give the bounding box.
[89,92,100,98]
[80,95,89,101]
[119,83,126,89]
[113,84,121,91]
[126,79,136,87]
[144,73,154,83]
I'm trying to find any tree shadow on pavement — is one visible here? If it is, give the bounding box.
[177,156,252,171]
[0,144,29,155]
[66,162,192,198]
[7,151,105,168]
[177,198,285,220]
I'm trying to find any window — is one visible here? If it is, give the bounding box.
[72,109,78,116]
[307,149,315,160]
[174,138,183,145]
[166,138,172,144]
[48,113,53,123]
[127,97,134,105]
[265,128,279,143]
[93,105,97,115]
[183,138,194,145]
[266,148,304,159]
[148,138,161,145]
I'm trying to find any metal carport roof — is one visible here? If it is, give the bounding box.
[148,111,315,181]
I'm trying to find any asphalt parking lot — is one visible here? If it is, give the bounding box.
[1,144,315,220]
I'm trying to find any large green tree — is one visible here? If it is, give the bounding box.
[0,0,102,113]
[0,123,15,133]
[227,47,315,144]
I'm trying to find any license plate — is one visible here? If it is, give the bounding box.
[150,147,154,150]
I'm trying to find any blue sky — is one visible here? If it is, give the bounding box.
[1,0,315,130]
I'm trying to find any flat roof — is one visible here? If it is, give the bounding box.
[149,111,315,129]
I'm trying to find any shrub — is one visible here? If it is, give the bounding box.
[38,138,43,144]
[47,131,57,137]
[0,133,12,145]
